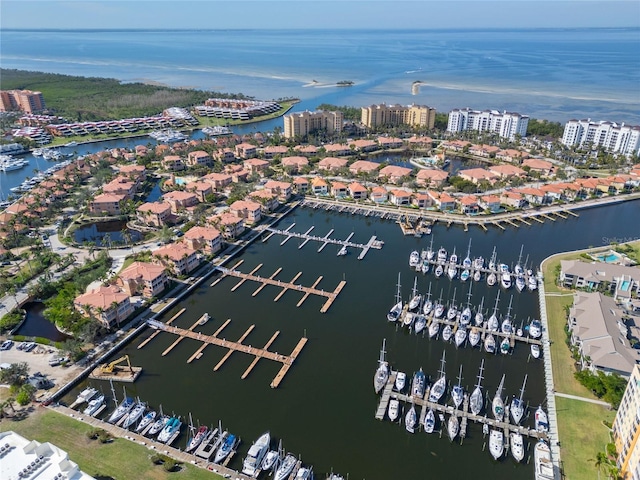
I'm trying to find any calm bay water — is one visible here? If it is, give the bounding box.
[74,200,639,479]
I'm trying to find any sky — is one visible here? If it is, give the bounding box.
[1,0,639,29]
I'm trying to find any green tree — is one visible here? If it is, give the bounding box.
[0,362,29,387]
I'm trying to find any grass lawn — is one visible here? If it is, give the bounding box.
[555,396,616,480]
[1,408,223,480]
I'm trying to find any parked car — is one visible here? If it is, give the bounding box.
[0,340,14,350]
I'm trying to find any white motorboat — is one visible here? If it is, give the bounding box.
[388,398,400,422]
[214,433,236,465]
[428,351,447,403]
[202,125,232,136]
[261,450,278,471]
[373,339,389,394]
[449,250,458,266]
[442,324,453,342]
[122,401,146,429]
[337,245,348,256]
[295,467,312,479]
[528,274,538,291]
[469,327,481,347]
[242,432,271,477]
[534,440,555,480]
[492,374,506,421]
[414,314,426,334]
[529,319,542,339]
[511,374,528,425]
[500,336,511,355]
[387,273,403,322]
[516,275,526,292]
[423,408,436,433]
[274,454,297,480]
[405,403,417,433]
[511,432,525,462]
[426,241,435,261]
[409,250,420,268]
[395,371,406,392]
[437,247,447,263]
[451,365,464,409]
[501,272,512,289]
[454,327,467,348]
[148,415,170,437]
[489,429,504,460]
[423,299,433,316]
[428,319,440,338]
[412,368,426,398]
[435,264,444,277]
[484,334,496,354]
[135,410,157,433]
[83,394,105,416]
[470,360,485,415]
[535,406,549,432]
[158,417,181,443]
[74,386,98,406]
[531,344,541,359]
[447,415,459,441]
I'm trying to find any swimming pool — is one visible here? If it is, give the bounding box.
[596,252,620,263]
[620,280,631,291]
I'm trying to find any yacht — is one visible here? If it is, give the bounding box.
[202,125,232,136]
[451,365,464,409]
[454,327,467,348]
[74,386,98,406]
[107,396,134,424]
[470,360,485,415]
[387,273,403,322]
[388,398,400,422]
[460,306,472,326]
[442,324,453,342]
[214,433,236,464]
[395,371,406,392]
[242,432,271,477]
[186,426,209,453]
[434,302,445,318]
[421,258,429,274]
[425,239,435,261]
[500,336,511,355]
[148,415,170,437]
[408,277,421,311]
[412,368,426,399]
[515,274,526,292]
[423,408,436,434]
[469,327,481,347]
[535,406,549,432]
[489,429,504,460]
[295,467,312,479]
[122,400,146,429]
[484,333,496,354]
[501,272,512,289]
[409,250,420,268]
[511,375,528,425]
[428,319,440,338]
[449,250,458,267]
[135,410,157,433]
[475,298,485,326]
[414,314,426,334]
[492,374,506,421]
[261,450,279,472]
[446,302,458,321]
[473,256,485,270]
[511,432,525,462]
[528,273,538,291]
[83,394,105,416]
[437,247,447,263]
[447,415,459,441]
[423,298,433,316]
[447,262,457,280]
[373,339,389,394]
[158,417,181,443]
[428,351,447,403]
[274,454,297,480]
[529,319,542,339]
[531,344,541,359]
[534,440,555,480]
[405,403,417,433]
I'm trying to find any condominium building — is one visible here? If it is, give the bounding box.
[447,108,529,140]
[283,110,343,139]
[0,89,46,113]
[361,104,436,129]
[612,365,640,480]
[561,119,640,156]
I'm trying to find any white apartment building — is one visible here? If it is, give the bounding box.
[283,110,343,139]
[447,108,529,140]
[612,365,640,480]
[561,119,640,156]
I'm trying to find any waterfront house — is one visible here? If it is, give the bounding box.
[389,189,411,206]
[136,201,172,227]
[513,187,549,205]
[348,182,368,200]
[118,164,146,183]
[350,139,378,152]
[407,135,433,146]
[413,193,432,209]
[538,183,566,202]
[568,291,640,377]
[243,158,270,176]
[330,181,348,199]
[74,285,133,328]
[377,136,404,149]
[208,212,245,239]
[479,194,502,213]
[186,150,213,167]
[229,199,262,224]
[263,145,289,159]
[161,155,185,171]
[117,261,169,298]
[213,148,236,163]
[281,156,309,173]
[153,242,200,276]
[415,168,448,187]
[202,172,233,191]
[185,181,214,202]
[427,190,457,212]
[294,144,319,156]
[496,148,529,163]
[263,180,293,201]
[488,164,527,179]
[102,176,137,199]
[323,143,351,156]
[469,144,500,158]
[311,177,329,195]
[89,193,126,216]
[458,168,499,185]
[163,190,199,214]
[379,165,412,184]
[249,189,279,212]
[184,225,223,255]
[349,160,379,176]
[293,176,309,194]
[459,195,480,214]
[560,259,640,300]
[441,140,471,152]
[523,158,555,177]
[500,191,526,209]
[318,157,349,172]
[235,142,257,159]
[370,186,388,203]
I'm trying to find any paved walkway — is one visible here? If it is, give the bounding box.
[554,392,611,407]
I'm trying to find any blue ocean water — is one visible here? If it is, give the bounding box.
[2,28,640,123]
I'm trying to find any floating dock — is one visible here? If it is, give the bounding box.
[89,366,143,383]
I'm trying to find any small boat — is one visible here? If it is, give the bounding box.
[122,401,146,429]
[470,360,485,415]
[515,275,526,292]
[83,394,105,416]
[511,374,528,425]
[487,272,497,286]
[489,429,504,460]
[447,263,457,280]
[409,250,420,268]
[388,398,400,422]
[460,306,472,326]
[186,425,208,453]
[531,344,541,359]
[474,256,485,270]
[500,336,511,355]
[242,432,271,476]
[198,313,210,325]
[405,403,417,433]
[158,417,181,443]
[421,259,429,274]
[428,319,440,338]
[107,396,134,424]
[274,454,297,480]
[403,311,414,328]
[529,319,542,339]
[484,334,496,354]
[434,264,444,277]
[451,365,464,409]
[214,433,237,464]
[148,415,170,437]
[501,272,512,289]
[295,467,312,479]
[373,339,389,394]
[261,450,279,471]
[511,432,525,462]
[428,351,447,403]
[395,372,406,392]
[449,250,458,266]
[74,386,98,406]
[412,368,426,398]
[414,315,426,334]
[423,299,433,316]
[434,302,445,318]
[535,406,549,432]
[423,408,436,433]
[460,269,470,282]
[517,327,524,337]
[528,274,538,291]
[501,317,513,335]
[387,273,403,322]
[135,410,157,433]
[469,327,481,347]
[454,327,467,347]
[473,269,482,282]
[442,324,453,342]
[447,415,459,441]
[408,277,421,310]
[475,298,485,326]
[446,303,458,321]
[437,247,447,263]
[534,440,555,480]
[337,245,348,256]
[492,374,506,421]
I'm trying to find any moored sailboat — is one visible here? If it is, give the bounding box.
[405,403,417,433]
[454,326,467,348]
[373,339,389,394]
[470,359,485,415]
[423,408,436,434]
[492,374,506,421]
[274,453,297,480]
[387,273,403,322]
[214,433,236,464]
[451,365,464,409]
[510,374,528,425]
[428,351,447,403]
[447,415,459,441]
[484,333,496,354]
[412,368,426,399]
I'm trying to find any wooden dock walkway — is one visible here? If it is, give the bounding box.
[146,318,307,388]
[137,307,186,349]
[213,265,346,313]
[264,226,384,260]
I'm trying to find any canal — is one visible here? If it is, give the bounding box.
[74,199,639,479]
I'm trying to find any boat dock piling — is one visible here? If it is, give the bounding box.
[145,318,307,388]
[213,265,346,313]
[161,315,207,356]
[263,225,383,260]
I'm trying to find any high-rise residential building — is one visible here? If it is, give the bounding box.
[0,89,46,113]
[561,119,640,156]
[361,104,436,129]
[447,108,529,140]
[612,365,640,480]
[283,110,343,139]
